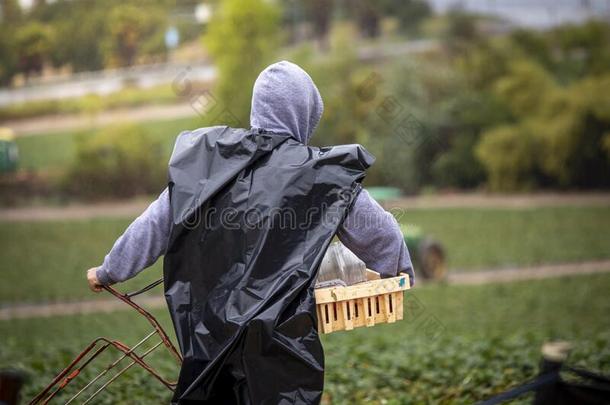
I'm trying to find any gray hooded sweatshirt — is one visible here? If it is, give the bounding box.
[96,61,414,286]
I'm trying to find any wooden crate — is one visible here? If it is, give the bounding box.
[314,270,411,334]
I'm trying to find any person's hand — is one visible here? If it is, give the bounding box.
[87,267,103,293]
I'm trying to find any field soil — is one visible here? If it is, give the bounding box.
[3,259,609,321]
[387,192,610,209]
[2,192,610,222]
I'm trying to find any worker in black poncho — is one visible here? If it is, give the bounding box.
[88,61,414,404]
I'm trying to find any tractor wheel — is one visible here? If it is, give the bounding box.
[417,238,446,281]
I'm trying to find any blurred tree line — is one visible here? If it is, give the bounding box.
[2,0,609,198]
[203,1,610,192]
[0,0,205,84]
[0,0,431,85]
[464,20,610,191]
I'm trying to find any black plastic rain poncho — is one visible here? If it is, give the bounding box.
[163,126,373,404]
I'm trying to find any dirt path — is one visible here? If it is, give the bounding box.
[446,259,610,285]
[6,103,195,136]
[2,192,609,222]
[387,192,610,210]
[2,260,609,321]
[0,198,154,222]
[0,295,166,321]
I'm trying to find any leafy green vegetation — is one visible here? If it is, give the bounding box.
[321,274,610,404]
[15,117,201,171]
[3,4,609,403]
[3,2,610,194]
[475,59,610,190]
[203,0,280,125]
[454,21,610,191]
[1,205,609,304]
[65,123,166,199]
[2,274,609,403]
[1,308,177,404]
[280,19,610,193]
[14,130,81,172]
[0,0,185,84]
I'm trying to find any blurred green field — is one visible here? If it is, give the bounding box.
[2,274,609,404]
[0,219,164,304]
[1,205,609,304]
[403,205,610,270]
[15,117,201,171]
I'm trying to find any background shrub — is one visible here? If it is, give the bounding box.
[65,123,166,199]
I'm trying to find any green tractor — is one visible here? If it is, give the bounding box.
[402,224,446,281]
[366,187,447,281]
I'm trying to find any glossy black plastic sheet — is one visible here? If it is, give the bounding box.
[163,126,373,404]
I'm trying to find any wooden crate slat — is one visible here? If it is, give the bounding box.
[364,297,375,327]
[335,302,344,330]
[316,303,323,333]
[374,295,385,323]
[343,300,354,331]
[385,293,396,323]
[314,273,410,304]
[353,299,365,328]
[320,304,332,334]
[315,272,411,334]
[394,292,403,321]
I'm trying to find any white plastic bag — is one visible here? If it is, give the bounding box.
[315,242,367,287]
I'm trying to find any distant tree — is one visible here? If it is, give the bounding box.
[306,26,369,146]
[203,0,280,126]
[53,8,107,72]
[350,0,381,38]
[537,77,610,188]
[380,0,431,35]
[32,0,46,13]
[66,123,165,199]
[493,60,556,118]
[304,0,333,49]
[476,59,610,190]
[432,131,485,189]
[474,61,556,189]
[443,10,478,55]
[509,29,553,72]
[14,22,55,79]
[105,6,141,67]
[0,0,21,23]
[0,26,17,85]
[476,125,540,191]
[452,21,610,191]
[103,4,166,67]
[552,21,610,80]
[457,35,520,93]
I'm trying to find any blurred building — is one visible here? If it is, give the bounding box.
[427,0,610,29]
